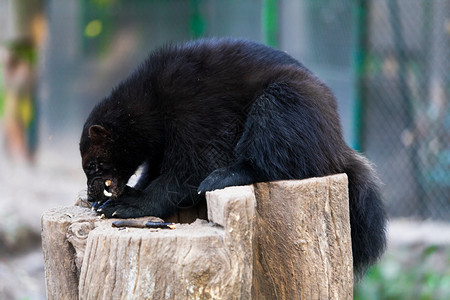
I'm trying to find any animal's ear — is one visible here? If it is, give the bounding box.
[88,125,113,144]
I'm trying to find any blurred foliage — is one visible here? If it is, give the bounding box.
[7,40,38,65]
[355,245,450,300]
[0,66,4,117]
[84,19,103,38]
[5,40,37,129]
[82,0,116,55]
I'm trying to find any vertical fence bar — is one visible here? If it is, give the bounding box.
[388,0,426,217]
[262,0,278,47]
[190,0,205,39]
[352,0,369,152]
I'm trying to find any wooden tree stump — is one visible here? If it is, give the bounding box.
[41,174,353,299]
[252,175,353,299]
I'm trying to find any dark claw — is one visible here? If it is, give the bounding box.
[91,201,101,209]
[98,199,112,210]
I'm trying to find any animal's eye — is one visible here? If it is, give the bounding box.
[88,162,96,171]
[99,162,112,170]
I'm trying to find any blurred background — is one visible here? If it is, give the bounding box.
[0,0,449,299]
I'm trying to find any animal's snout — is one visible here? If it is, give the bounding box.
[87,178,108,202]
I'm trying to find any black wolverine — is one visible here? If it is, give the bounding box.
[80,38,386,277]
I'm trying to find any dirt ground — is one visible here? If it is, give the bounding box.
[0,144,84,300]
[0,145,449,299]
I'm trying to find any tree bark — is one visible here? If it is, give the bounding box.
[41,174,352,299]
[252,175,353,299]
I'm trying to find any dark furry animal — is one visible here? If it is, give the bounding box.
[80,38,386,277]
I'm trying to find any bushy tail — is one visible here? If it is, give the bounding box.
[344,150,387,279]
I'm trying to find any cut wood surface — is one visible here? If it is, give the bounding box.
[41,174,352,299]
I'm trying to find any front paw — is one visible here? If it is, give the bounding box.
[96,199,145,218]
[96,188,143,218]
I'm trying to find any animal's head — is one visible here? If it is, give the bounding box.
[80,125,136,204]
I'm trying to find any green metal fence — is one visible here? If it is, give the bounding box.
[279,0,449,220]
[359,0,450,219]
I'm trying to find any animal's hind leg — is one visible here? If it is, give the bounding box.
[198,83,319,193]
[197,161,259,193]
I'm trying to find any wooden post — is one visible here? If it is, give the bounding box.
[41,206,98,299]
[41,174,352,299]
[252,175,353,299]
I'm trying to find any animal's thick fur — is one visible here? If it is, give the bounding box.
[80,38,386,277]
